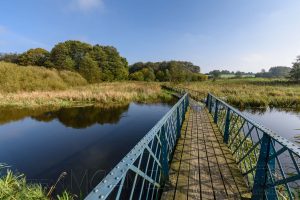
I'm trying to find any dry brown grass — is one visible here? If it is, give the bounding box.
[170,78,300,108]
[0,82,172,107]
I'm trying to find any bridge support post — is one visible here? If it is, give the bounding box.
[160,125,169,184]
[214,100,219,123]
[251,133,276,200]
[223,107,231,144]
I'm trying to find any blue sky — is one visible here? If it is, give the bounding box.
[1,0,300,72]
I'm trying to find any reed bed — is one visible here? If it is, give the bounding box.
[0,82,172,107]
[172,78,300,109]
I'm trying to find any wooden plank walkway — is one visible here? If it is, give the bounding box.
[161,101,251,200]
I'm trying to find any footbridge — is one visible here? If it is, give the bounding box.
[85,91,300,200]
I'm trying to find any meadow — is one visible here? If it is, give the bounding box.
[172,78,300,109]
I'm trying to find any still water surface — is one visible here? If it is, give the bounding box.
[243,108,300,144]
[0,100,176,196]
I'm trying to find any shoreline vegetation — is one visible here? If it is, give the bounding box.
[171,78,300,109]
[0,82,173,108]
[0,165,73,200]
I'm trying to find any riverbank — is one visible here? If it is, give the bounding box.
[0,82,173,108]
[171,78,300,109]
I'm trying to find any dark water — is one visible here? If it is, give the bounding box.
[243,108,300,144]
[0,100,176,197]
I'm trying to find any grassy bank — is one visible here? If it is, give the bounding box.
[0,165,73,200]
[0,82,172,108]
[0,62,87,92]
[171,78,300,109]
[0,62,173,107]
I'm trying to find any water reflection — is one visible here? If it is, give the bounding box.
[33,105,130,128]
[243,107,300,144]
[0,105,130,128]
[0,100,176,197]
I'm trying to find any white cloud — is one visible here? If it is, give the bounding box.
[69,0,104,12]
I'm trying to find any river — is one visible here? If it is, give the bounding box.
[0,100,176,197]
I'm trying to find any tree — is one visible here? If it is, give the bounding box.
[50,40,92,70]
[269,66,291,77]
[290,56,300,82]
[78,54,101,83]
[141,68,155,81]
[129,71,144,81]
[101,46,128,81]
[0,53,20,63]
[156,70,165,81]
[18,48,50,66]
[209,70,221,79]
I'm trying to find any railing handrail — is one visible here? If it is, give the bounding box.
[85,93,189,200]
[208,92,300,157]
[206,92,300,199]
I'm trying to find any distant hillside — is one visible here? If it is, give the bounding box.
[0,62,87,92]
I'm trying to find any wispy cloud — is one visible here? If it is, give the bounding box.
[0,25,48,52]
[69,0,104,12]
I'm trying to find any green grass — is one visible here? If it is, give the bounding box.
[0,61,87,92]
[0,165,74,200]
[171,78,300,109]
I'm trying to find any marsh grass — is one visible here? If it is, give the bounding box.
[172,78,300,109]
[0,165,73,200]
[0,62,87,92]
[0,82,172,107]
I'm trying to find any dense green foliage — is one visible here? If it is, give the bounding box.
[129,61,207,82]
[0,62,87,92]
[256,66,291,78]
[290,56,300,81]
[0,41,129,83]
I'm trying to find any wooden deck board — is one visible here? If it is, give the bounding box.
[161,103,250,200]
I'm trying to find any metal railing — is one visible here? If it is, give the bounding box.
[207,93,300,200]
[85,93,189,200]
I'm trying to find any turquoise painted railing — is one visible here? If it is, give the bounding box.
[207,93,300,200]
[85,94,189,200]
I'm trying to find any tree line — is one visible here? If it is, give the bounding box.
[0,41,128,83]
[0,40,207,83]
[208,60,300,81]
[129,61,207,82]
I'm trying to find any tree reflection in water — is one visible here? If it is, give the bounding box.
[0,104,130,128]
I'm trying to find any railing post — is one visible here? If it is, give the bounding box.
[223,107,231,144]
[176,107,181,138]
[160,125,169,184]
[214,100,219,123]
[185,94,189,110]
[252,133,276,200]
[181,98,185,122]
[209,97,213,113]
[206,94,210,108]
